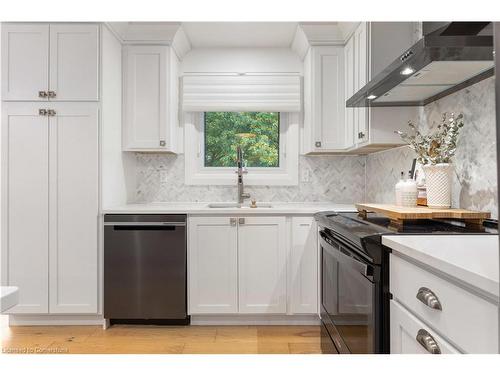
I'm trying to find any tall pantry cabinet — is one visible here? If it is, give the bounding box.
[1,23,100,314]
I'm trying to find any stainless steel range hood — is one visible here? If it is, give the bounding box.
[346,22,495,107]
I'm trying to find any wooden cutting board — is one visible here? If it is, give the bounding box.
[355,203,490,231]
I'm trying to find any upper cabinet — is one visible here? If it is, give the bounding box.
[1,23,99,101]
[122,45,179,152]
[303,46,346,153]
[345,22,418,153]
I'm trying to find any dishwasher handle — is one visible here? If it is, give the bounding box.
[104,222,185,227]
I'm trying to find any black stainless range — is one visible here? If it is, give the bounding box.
[314,211,497,354]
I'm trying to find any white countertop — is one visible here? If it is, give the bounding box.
[102,202,357,215]
[1,286,19,313]
[383,235,499,299]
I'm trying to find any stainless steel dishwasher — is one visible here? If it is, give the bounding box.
[104,214,188,325]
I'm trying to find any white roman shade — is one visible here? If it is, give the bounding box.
[181,75,301,112]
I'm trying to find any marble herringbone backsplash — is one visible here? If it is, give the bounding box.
[133,77,497,218]
[136,154,366,203]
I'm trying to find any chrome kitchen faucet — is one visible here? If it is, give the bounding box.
[236,146,251,205]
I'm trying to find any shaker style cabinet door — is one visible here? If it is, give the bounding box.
[344,36,355,148]
[48,24,99,101]
[238,216,287,314]
[123,45,169,150]
[290,217,318,314]
[1,103,50,313]
[48,103,99,314]
[353,22,369,145]
[1,24,49,101]
[188,217,239,314]
[311,46,345,151]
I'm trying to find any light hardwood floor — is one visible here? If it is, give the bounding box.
[1,316,323,354]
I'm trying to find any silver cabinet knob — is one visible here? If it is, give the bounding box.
[39,109,48,116]
[159,140,166,147]
[230,218,237,226]
[416,287,442,311]
[358,132,365,139]
[238,218,245,225]
[315,141,322,148]
[47,91,56,98]
[38,91,48,98]
[416,329,441,354]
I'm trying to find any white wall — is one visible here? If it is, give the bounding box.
[181,48,303,75]
[101,24,135,207]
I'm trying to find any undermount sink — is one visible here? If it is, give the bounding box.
[207,203,273,209]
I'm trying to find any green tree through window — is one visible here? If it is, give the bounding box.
[204,112,280,168]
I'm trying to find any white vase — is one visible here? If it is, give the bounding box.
[422,163,453,209]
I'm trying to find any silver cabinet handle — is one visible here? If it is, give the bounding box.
[39,109,48,116]
[47,109,56,117]
[238,218,245,225]
[230,218,237,226]
[38,91,48,98]
[159,140,166,147]
[358,132,365,139]
[416,329,441,354]
[48,91,56,98]
[416,287,442,311]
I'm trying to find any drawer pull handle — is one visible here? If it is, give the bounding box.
[416,287,442,311]
[416,329,441,354]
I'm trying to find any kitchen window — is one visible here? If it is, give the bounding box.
[184,112,299,186]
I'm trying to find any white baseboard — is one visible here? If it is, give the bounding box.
[8,314,105,326]
[190,314,320,326]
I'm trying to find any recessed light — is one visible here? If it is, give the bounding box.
[401,66,415,76]
[367,95,377,100]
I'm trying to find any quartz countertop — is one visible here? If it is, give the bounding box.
[1,286,19,313]
[102,202,356,215]
[382,235,499,299]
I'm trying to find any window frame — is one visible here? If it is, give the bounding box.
[184,112,299,186]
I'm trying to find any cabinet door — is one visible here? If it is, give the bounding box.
[2,103,49,313]
[123,45,168,150]
[354,23,369,144]
[188,217,238,314]
[390,300,460,354]
[49,24,99,101]
[1,24,49,101]
[48,103,99,313]
[290,217,318,314]
[344,37,355,149]
[311,46,345,151]
[238,217,287,313]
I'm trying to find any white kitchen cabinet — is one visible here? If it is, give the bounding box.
[122,45,179,152]
[188,216,238,314]
[1,23,99,102]
[238,217,287,314]
[48,103,99,314]
[48,24,99,101]
[1,24,49,101]
[303,46,346,153]
[1,102,49,313]
[391,300,460,354]
[1,102,99,315]
[345,22,418,154]
[290,217,318,314]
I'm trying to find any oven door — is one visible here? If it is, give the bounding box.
[320,230,376,354]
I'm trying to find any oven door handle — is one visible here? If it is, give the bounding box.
[320,235,373,280]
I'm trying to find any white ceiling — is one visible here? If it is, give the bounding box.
[181,22,299,48]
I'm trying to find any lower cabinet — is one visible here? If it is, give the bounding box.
[390,300,460,354]
[2,102,99,314]
[188,216,317,315]
[188,216,238,314]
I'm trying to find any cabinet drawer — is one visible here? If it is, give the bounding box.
[391,254,498,353]
[391,300,460,354]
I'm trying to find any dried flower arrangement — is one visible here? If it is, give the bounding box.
[396,112,464,165]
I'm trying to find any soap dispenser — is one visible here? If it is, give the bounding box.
[395,171,405,206]
[401,170,418,207]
